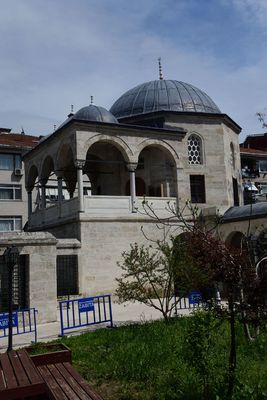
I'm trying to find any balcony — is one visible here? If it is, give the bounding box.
[28,196,177,229]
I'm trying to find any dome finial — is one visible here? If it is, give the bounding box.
[68,104,74,118]
[90,96,94,105]
[158,57,163,80]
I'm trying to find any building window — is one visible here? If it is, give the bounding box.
[0,255,28,312]
[188,134,203,165]
[232,177,239,206]
[57,255,78,297]
[230,143,235,169]
[190,175,206,203]
[0,184,22,200]
[0,216,22,232]
[0,153,22,170]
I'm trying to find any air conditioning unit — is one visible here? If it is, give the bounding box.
[14,168,23,176]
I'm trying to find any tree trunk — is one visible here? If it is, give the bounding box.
[228,297,236,399]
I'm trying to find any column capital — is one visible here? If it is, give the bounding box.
[39,178,47,186]
[126,162,138,172]
[74,159,86,169]
[55,170,64,179]
[26,186,33,193]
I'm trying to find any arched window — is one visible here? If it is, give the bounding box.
[188,134,203,165]
[230,142,235,169]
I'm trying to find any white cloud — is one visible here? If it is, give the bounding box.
[230,0,267,26]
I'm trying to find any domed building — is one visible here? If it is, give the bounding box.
[16,74,243,322]
[110,79,221,118]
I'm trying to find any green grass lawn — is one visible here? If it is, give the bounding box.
[53,316,267,400]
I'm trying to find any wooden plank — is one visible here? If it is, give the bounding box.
[8,350,30,387]
[0,382,48,400]
[38,365,68,400]
[16,349,44,385]
[0,353,18,389]
[48,363,82,399]
[55,363,91,400]
[0,369,6,390]
[62,362,103,400]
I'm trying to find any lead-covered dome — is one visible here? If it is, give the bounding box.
[110,80,221,119]
[75,104,118,123]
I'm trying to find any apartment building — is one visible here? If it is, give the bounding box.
[0,128,39,232]
[240,133,267,203]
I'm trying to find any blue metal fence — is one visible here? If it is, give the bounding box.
[0,308,38,343]
[174,289,221,313]
[59,294,113,336]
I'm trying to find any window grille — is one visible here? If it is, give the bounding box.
[190,175,206,203]
[57,255,78,297]
[188,134,202,165]
[0,255,28,312]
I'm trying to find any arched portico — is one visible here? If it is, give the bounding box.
[134,144,178,197]
[82,134,133,164]
[85,141,127,196]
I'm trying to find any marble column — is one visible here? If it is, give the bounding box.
[75,160,85,212]
[127,163,138,213]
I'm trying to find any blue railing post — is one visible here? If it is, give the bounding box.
[33,309,38,343]
[59,301,64,336]
[108,295,113,327]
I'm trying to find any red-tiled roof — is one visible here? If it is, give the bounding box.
[241,134,267,151]
[0,133,39,149]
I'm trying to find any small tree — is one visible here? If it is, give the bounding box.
[116,236,210,322]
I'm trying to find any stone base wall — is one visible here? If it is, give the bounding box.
[78,217,181,296]
[0,232,58,323]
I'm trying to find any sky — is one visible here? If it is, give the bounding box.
[0,0,267,142]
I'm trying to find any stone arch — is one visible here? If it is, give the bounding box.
[136,139,180,168]
[84,140,129,196]
[55,143,77,196]
[40,155,55,183]
[26,164,39,191]
[55,143,75,173]
[225,231,246,249]
[135,141,178,197]
[82,134,133,164]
